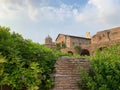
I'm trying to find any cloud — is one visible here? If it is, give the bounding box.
[0,0,74,22]
[89,0,120,23]
[0,0,120,24]
[0,0,23,19]
[37,4,74,22]
[25,0,39,21]
[74,0,120,26]
[0,0,39,21]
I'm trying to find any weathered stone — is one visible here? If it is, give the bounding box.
[92,27,120,44]
[52,56,89,90]
[45,27,120,55]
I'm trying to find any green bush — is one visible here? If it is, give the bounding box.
[79,44,120,90]
[0,26,68,90]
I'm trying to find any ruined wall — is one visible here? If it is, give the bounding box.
[60,48,75,54]
[52,56,89,90]
[109,28,120,41]
[45,43,56,49]
[92,27,120,44]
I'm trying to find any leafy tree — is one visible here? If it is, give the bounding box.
[0,55,6,76]
[62,42,66,48]
[56,43,61,50]
[0,26,69,90]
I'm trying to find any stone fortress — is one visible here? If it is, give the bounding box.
[45,27,120,55]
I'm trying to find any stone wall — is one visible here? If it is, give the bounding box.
[56,34,91,49]
[69,37,91,48]
[45,43,56,49]
[92,27,120,44]
[52,56,89,90]
[60,48,75,54]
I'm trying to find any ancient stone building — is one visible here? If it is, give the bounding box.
[82,27,120,55]
[45,27,120,55]
[45,35,56,49]
[56,34,91,48]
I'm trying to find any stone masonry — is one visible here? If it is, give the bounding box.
[92,27,120,44]
[52,56,89,90]
[56,34,91,48]
[45,27,120,55]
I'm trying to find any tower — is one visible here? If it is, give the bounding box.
[45,35,52,45]
[86,32,91,38]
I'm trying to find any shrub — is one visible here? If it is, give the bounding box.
[0,26,68,90]
[79,44,120,90]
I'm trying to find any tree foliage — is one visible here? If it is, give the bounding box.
[62,42,66,48]
[79,44,120,90]
[0,26,68,90]
[56,43,61,50]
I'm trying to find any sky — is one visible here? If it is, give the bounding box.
[0,0,120,44]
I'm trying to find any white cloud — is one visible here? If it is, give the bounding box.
[74,0,120,26]
[73,7,97,23]
[29,3,73,22]
[89,0,120,23]
[0,0,74,22]
[25,0,39,21]
[0,0,23,19]
[0,0,120,24]
[0,0,39,21]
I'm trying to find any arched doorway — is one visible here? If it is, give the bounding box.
[80,49,90,56]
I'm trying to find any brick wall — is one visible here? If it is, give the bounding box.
[52,56,89,90]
